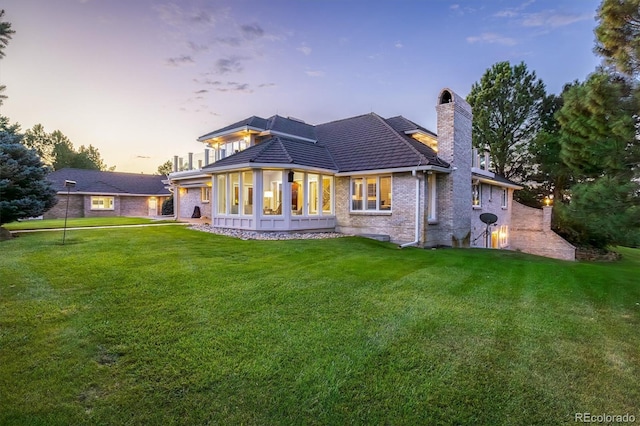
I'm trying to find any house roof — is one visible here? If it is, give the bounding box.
[48,168,171,195]
[195,112,449,174]
[198,114,317,142]
[202,137,337,171]
[472,172,522,189]
[316,113,448,172]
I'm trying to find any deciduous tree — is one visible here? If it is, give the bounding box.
[466,61,546,181]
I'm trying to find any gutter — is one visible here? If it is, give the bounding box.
[399,169,421,249]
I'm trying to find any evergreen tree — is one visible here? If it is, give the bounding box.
[556,72,640,247]
[595,0,640,77]
[0,130,57,227]
[466,61,546,181]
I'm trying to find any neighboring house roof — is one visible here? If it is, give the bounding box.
[48,168,171,195]
[202,137,337,171]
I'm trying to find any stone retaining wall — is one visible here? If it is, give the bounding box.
[510,201,575,261]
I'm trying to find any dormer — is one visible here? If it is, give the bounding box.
[405,129,438,152]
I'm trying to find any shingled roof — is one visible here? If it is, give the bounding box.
[316,113,448,172]
[199,112,449,173]
[48,168,171,195]
[202,137,336,171]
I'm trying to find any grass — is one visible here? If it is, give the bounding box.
[3,216,178,230]
[1,226,638,425]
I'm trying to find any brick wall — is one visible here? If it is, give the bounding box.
[510,201,575,261]
[470,184,513,248]
[335,173,425,244]
[432,88,473,247]
[177,188,204,219]
[43,194,83,219]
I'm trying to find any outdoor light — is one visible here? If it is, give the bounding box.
[62,180,76,245]
[288,171,295,183]
[544,196,551,206]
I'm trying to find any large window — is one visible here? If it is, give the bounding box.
[216,175,226,214]
[263,170,282,215]
[308,174,319,215]
[91,196,114,210]
[242,171,253,215]
[351,176,391,212]
[291,172,304,215]
[230,172,240,214]
[501,188,508,208]
[322,176,333,214]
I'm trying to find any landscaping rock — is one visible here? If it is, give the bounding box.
[0,227,13,241]
[189,224,348,240]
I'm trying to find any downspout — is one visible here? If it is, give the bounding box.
[399,169,421,249]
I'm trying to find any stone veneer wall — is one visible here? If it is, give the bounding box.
[334,172,426,244]
[509,201,575,261]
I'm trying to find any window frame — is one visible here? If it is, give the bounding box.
[90,196,115,211]
[350,175,392,213]
[472,182,482,208]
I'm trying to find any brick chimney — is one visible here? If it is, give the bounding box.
[435,88,473,247]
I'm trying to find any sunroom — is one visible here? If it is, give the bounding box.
[199,135,339,232]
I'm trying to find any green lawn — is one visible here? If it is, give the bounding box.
[3,216,178,230]
[1,227,638,425]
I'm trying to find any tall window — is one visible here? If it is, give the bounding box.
[201,187,210,202]
[242,171,253,215]
[91,196,114,210]
[291,172,304,215]
[351,176,392,212]
[379,176,391,210]
[501,188,508,208]
[308,174,319,215]
[472,182,482,207]
[216,175,226,214]
[427,173,437,222]
[322,176,333,214]
[262,170,282,215]
[230,173,240,214]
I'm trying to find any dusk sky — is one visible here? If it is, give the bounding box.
[1,0,602,173]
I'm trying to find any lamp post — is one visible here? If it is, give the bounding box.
[62,180,76,245]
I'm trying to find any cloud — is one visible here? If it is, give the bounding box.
[135,155,151,159]
[213,57,244,74]
[195,89,208,94]
[297,45,312,55]
[521,11,593,28]
[306,70,325,77]
[258,83,276,88]
[187,41,209,53]
[166,55,195,66]
[241,23,264,40]
[154,3,217,28]
[466,32,517,46]
[212,82,252,93]
[395,42,403,49]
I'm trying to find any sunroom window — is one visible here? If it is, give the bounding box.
[262,170,282,215]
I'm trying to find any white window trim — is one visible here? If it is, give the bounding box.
[90,196,115,211]
[427,173,437,223]
[349,175,392,213]
[501,188,508,209]
[201,187,210,203]
[472,182,482,209]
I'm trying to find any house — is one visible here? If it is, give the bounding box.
[168,88,527,250]
[44,168,171,219]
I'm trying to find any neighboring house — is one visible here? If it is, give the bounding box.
[45,168,171,219]
[169,87,528,251]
